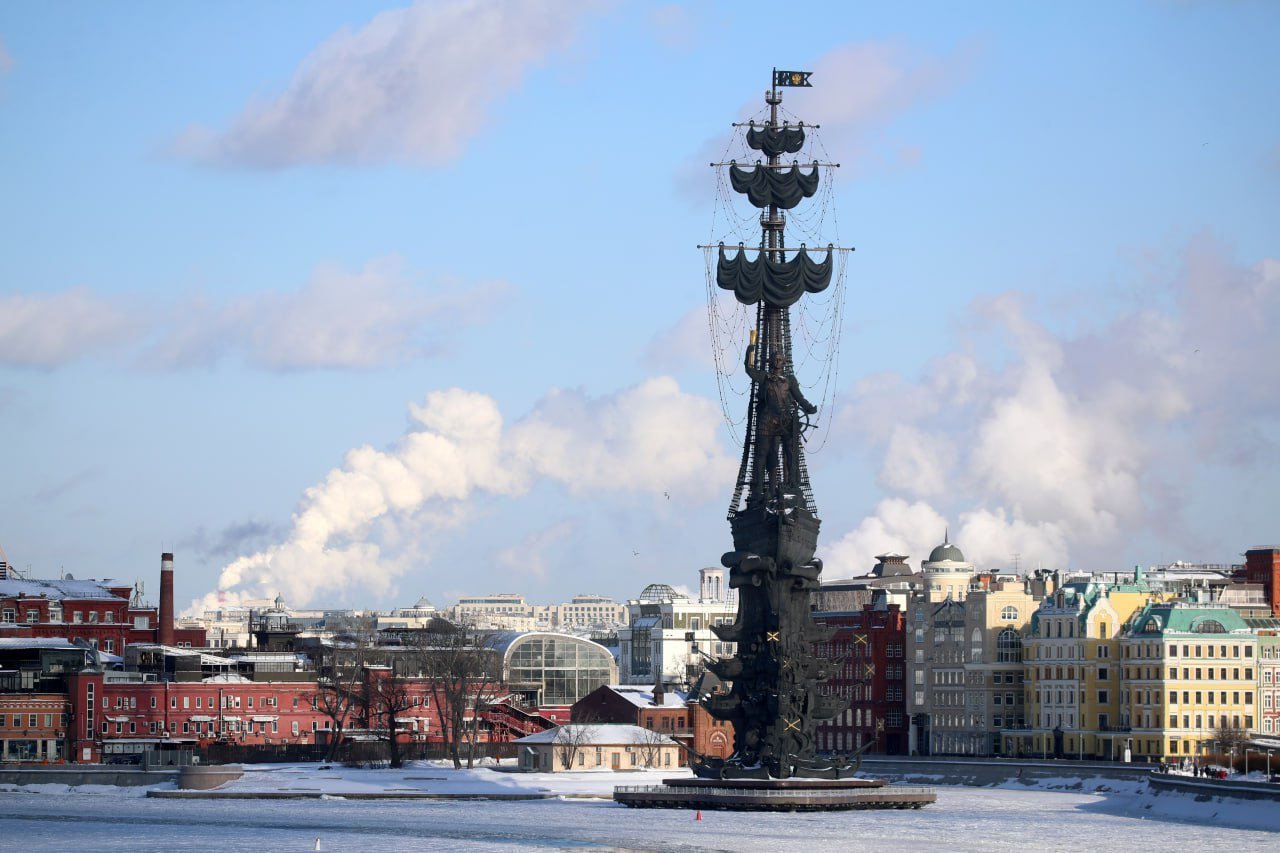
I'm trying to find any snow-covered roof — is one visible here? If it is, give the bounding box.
[514,724,677,747]
[129,643,202,657]
[0,637,83,651]
[606,685,688,709]
[0,578,125,601]
[228,653,301,663]
[203,673,252,683]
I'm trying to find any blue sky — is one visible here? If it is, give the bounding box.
[1,1,1277,614]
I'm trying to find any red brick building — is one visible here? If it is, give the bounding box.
[812,601,908,755]
[0,554,205,653]
[0,692,70,762]
[1246,546,1280,617]
[571,683,733,764]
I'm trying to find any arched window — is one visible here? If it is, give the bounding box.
[1000,606,1019,621]
[971,628,984,662]
[997,628,1022,663]
[1192,619,1226,634]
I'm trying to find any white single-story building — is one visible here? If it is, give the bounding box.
[514,724,681,772]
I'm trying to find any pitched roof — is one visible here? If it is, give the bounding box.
[604,685,688,709]
[0,578,125,601]
[514,724,677,746]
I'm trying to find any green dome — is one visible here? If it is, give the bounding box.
[928,540,965,563]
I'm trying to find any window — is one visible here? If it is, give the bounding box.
[25,610,38,624]
[73,611,83,623]
[989,629,1022,665]
[1,608,14,623]
[1000,606,1019,621]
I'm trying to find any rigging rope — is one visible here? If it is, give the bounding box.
[704,116,849,457]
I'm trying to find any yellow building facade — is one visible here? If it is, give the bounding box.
[1007,576,1171,759]
[1121,603,1258,760]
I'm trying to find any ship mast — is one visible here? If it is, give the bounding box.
[699,69,855,781]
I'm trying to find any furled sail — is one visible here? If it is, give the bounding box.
[716,243,832,307]
[729,164,819,209]
[746,124,805,157]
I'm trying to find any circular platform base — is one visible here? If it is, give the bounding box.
[613,777,936,812]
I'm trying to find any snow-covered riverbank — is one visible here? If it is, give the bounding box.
[3,761,1278,850]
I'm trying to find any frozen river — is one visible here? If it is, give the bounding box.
[4,785,1278,852]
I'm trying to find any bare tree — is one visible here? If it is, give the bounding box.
[364,661,421,769]
[1214,718,1249,757]
[418,621,504,769]
[313,633,374,762]
[634,725,671,769]
[554,724,599,770]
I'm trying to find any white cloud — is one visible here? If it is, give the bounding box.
[1,257,501,371]
[879,425,956,497]
[644,306,718,374]
[198,256,502,370]
[827,238,1280,572]
[955,508,1068,573]
[786,39,977,172]
[822,498,949,577]
[172,0,598,168]
[189,377,735,610]
[0,288,142,367]
[497,518,577,582]
[511,377,735,500]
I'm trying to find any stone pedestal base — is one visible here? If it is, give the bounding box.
[613,777,935,812]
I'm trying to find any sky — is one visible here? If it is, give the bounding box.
[1,1,1277,615]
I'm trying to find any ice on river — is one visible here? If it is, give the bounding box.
[2,761,1277,852]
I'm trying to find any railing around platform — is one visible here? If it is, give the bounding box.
[614,784,936,799]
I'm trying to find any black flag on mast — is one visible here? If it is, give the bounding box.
[774,69,812,87]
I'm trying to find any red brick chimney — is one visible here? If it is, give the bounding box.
[1245,546,1280,617]
[159,552,175,645]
